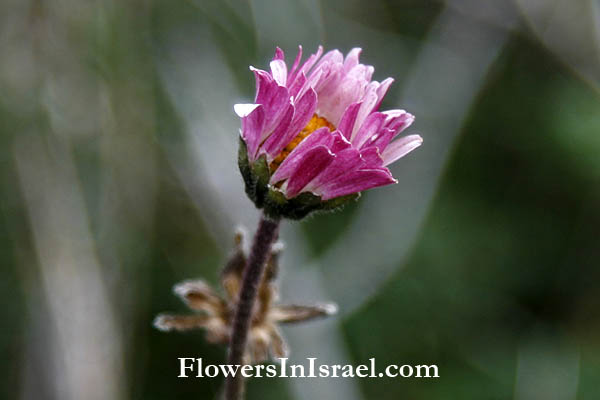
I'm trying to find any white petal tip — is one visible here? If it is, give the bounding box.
[153,315,173,332]
[173,279,208,298]
[233,226,248,243]
[234,103,260,118]
[233,226,247,246]
[321,302,339,315]
[234,225,248,236]
[271,241,285,254]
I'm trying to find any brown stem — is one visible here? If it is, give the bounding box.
[224,213,280,400]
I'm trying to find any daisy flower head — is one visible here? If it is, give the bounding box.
[235,46,422,219]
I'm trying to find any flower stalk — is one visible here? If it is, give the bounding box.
[155,44,423,400]
[224,214,280,400]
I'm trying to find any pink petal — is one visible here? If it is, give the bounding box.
[260,103,294,158]
[288,71,307,99]
[343,48,362,73]
[262,84,292,134]
[317,168,397,200]
[273,47,285,61]
[251,67,274,104]
[329,131,352,153]
[373,77,394,110]
[293,46,323,85]
[365,111,414,152]
[305,148,362,191]
[350,84,379,141]
[359,147,384,168]
[270,126,332,183]
[284,146,335,198]
[295,67,324,101]
[364,127,395,152]
[250,68,292,132]
[312,49,344,74]
[318,74,365,126]
[312,61,343,93]
[337,102,361,140]
[287,46,304,86]
[270,59,287,86]
[239,104,265,161]
[381,134,423,166]
[352,112,387,149]
[364,65,374,81]
[284,87,317,140]
[347,63,374,82]
[383,110,414,134]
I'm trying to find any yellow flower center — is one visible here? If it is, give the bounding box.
[270,114,335,172]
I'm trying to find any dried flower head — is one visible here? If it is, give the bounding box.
[154,229,336,364]
[236,46,422,219]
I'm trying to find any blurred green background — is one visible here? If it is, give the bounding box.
[1,0,599,399]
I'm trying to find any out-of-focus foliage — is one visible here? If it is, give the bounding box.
[0,0,598,400]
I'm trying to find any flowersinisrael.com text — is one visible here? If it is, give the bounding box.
[178,358,439,379]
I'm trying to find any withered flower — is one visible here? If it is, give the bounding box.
[154,229,337,364]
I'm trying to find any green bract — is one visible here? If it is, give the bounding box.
[238,139,359,220]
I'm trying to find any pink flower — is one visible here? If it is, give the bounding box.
[235,46,422,202]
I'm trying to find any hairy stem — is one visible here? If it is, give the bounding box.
[224,214,280,400]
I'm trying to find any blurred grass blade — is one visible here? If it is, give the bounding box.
[317,3,516,314]
[15,135,125,400]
